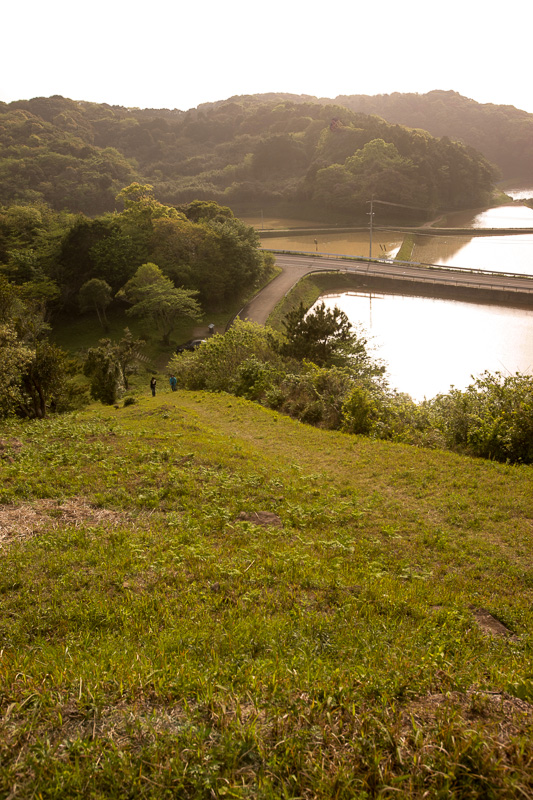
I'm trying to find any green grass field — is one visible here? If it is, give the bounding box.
[1,389,532,798]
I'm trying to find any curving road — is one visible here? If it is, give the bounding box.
[239,253,533,325]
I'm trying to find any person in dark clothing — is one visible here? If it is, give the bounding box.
[150,376,157,396]
[169,375,177,391]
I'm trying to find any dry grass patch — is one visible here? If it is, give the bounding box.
[471,607,519,641]
[58,702,190,747]
[0,497,128,549]
[0,700,191,768]
[235,510,283,528]
[402,689,533,747]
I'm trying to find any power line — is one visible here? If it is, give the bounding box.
[367,198,429,212]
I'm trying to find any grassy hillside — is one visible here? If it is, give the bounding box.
[1,390,532,797]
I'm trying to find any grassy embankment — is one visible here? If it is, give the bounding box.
[1,388,532,798]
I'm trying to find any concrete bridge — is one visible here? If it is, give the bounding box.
[239,251,533,326]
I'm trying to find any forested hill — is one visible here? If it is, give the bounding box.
[0,94,496,219]
[332,90,533,183]
[202,90,533,185]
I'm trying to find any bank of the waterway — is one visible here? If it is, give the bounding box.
[239,252,533,334]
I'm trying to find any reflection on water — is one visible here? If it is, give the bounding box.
[255,205,533,273]
[413,204,533,275]
[413,231,533,275]
[242,216,320,229]
[436,204,533,229]
[503,187,533,201]
[472,205,533,228]
[319,292,533,401]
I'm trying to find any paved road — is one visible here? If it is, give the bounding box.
[239,253,533,325]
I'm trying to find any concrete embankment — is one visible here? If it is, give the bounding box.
[258,226,533,239]
[239,253,533,328]
[258,227,366,238]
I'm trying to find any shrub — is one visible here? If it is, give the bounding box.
[372,391,443,447]
[167,319,284,393]
[271,365,354,429]
[341,386,378,435]
[84,340,125,405]
[264,385,285,410]
[429,371,533,463]
[231,357,279,401]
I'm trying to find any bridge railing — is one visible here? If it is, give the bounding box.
[265,249,533,286]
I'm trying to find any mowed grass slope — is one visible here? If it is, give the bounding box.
[1,390,532,798]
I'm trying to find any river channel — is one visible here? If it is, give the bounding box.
[249,202,533,401]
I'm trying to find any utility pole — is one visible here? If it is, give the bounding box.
[367,198,374,259]
[366,197,428,260]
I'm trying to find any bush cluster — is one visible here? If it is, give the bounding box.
[168,320,533,464]
[429,372,533,463]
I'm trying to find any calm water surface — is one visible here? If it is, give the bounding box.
[260,230,402,259]
[318,292,533,401]
[413,205,533,275]
[266,203,533,399]
[502,186,533,201]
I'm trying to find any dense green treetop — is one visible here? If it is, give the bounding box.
[0,273,79,418]
[334,89,533,181]
[120,262,202,346]
[0,100,136,213]
[0,93,501,219]
[0,188,271,317]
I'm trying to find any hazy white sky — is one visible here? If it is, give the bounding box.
[2,0,532,113]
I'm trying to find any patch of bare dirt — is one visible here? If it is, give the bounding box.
[0,438,23,463]
[0,700,192,762]
[59,702,189,747]
[1,696,268,770]
[470,606,519,640]
[235,510,283,528]
[0,498,127,550]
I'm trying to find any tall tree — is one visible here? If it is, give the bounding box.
[83,330,146,404]
[17,340,69,419]
[84,339,125,405]
[0,323,33,418]
[274,301,383,378]
[121,263,202,345]
[115,328,145,390]
[79,278,113,330]
[0,279,75,419]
